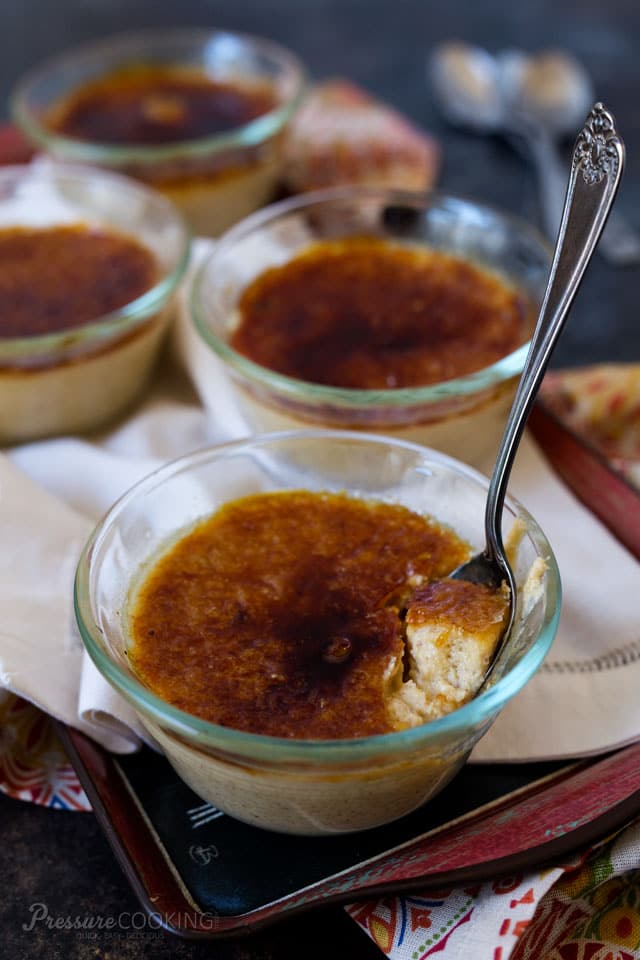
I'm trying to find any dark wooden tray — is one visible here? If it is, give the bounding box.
[55,726,640,940]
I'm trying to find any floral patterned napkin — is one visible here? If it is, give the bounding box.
[347,815,640,958]
[541,364,640,488]
[0,691,89,810]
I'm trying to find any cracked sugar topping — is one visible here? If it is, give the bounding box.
[230,236,533,390]
[0,224,157,338]
[126,490,511,740]
[49,64,277,146]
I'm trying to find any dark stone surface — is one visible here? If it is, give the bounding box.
[1,1,639,956]
[0,791,383,957]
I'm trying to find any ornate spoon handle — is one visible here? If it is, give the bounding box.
[515,110,638,265]
[485,102,625,555]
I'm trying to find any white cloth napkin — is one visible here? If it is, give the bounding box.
[2,238,639,760]
[475,434,640,761]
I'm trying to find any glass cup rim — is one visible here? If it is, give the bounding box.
[10,27,308,166]
[191,185,552,409]
[0,161,191,361]
[74,429,561,765]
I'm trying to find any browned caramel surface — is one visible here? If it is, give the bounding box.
[407,579,509,631]
[0,225,157,338]
[230,237,532,389]
[129,491,470,739]
[50,65,277,145]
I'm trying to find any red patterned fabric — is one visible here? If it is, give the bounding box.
[348,816,640,959]
[0,692,90,810]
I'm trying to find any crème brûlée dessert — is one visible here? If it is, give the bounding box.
[0,223,164,442]
[193,191,551,470]
[44,62,298,236]
[128,491,511,741]
[76,431,558,834]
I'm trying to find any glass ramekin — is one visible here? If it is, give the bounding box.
[75,431,560,836]
[191,187,551,471]
[0,161,190,444]
[11,29,307,237]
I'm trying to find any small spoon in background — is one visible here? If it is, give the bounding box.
[429,44,640,264]
[502,49,640,265]
[448,101,624,686]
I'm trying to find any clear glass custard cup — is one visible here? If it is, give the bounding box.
[11,29,307,237]
[191,187,551,471]
[0,161,190,444]
[75,431,561,836]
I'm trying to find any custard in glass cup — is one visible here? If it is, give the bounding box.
[0,162,190,444]
[191,187,551,470]
[11,29,307,237]
[74,431,560,836]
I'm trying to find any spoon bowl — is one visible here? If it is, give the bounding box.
[429,42,503,132]
[506,50,594,135]
[430,43,593,141]
[430,44,639,264]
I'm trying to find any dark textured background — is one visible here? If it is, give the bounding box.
[1,1,639,957]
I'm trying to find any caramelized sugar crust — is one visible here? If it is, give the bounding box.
[406,579,510,631]
[231,237,532,390]
[128,491,470,739]
[50,65,277,146]
[0,225,157,338]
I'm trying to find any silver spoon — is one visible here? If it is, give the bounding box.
[430,44,638,265]
[450,101,624,685]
